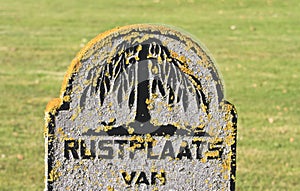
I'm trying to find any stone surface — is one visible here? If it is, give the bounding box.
[45,24,237,191]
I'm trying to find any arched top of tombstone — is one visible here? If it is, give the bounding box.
[46,24,225,118]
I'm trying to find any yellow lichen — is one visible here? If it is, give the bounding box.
[164,134,170,139]
[156,169,166,185]
[152,65,158,74]
[60,59,81,98]
[45,98,61,115]
[136,44,142,52]
[145,98,153,105]
[145,134,157,146]
[180,141,187,147]
[119,170,132,182]
[201,157,207,163]
[205,150,219,158]
[152,93,158,99]
[62,95,70,102]
[103,125,113,131]
[70,107,81,121]
[48,161,62,182]
[57,127,67,140]
[128,127,134,134]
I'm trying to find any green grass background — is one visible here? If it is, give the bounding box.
[1,0,299,190]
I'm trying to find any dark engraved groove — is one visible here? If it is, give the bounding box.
[93,43,209,113]
[79,42,211,136]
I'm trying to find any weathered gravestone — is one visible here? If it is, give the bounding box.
[45,24,237,190]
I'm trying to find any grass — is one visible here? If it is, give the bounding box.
[1,0,299,190]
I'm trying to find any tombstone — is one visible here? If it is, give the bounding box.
[45,24,237,190]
